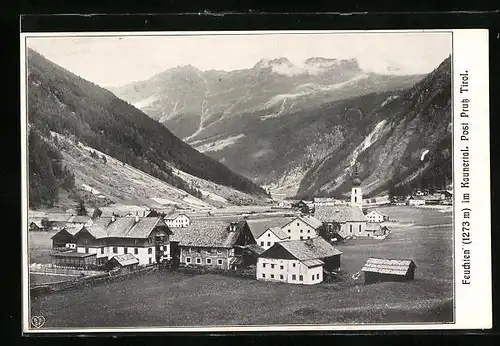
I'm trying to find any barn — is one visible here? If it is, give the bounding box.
[361,258,417,284]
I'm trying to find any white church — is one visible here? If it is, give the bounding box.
[314,165,379,239]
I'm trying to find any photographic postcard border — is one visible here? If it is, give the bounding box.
[20,29,491,333]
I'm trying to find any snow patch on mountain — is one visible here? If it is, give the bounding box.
[193,134,246,153]
[132,95,158,109]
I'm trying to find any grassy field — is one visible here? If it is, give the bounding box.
[29,206,453,328]
[29,231,57,264]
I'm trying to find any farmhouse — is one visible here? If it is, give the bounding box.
[256,227,290,250]
[366,210,389,223]
[104,253,140,274]
[257,237,342,285]
[313,197,345,207]
[164,212,191,228]
[50,251,97,268]
[314,204,367,239]
[69,216,173,267]
[365,223,391,238]
[29,219,44,231]
[66,215,93,227]
[171,220,256,270]
[280,216,322,241]
[361,258,417,285]
[408,196,426,206]
[51,225,83,249]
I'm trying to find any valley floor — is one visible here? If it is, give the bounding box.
[28,206,453,328]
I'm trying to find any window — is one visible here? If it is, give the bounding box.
[218,259,223,265]
[297,223,300,226]
[280,265,284,270]
[350,225,353,233]
[359,225,362,232]
[292,274,296,280]
[269,274,274,279]
[85,247,89,254]
[262,273,266,278]
[288,229,291,233]
[267,242,271,247]
[300,229,303,233]
[260,241,264,246]
[299,275,303,281]
[316,273,320,279]
[186,257,191,263]
[101,248,104,254]
[196,258,201,264]
[134,248,138,255]
[262,263,266,268]
[293,263,296,267]
[206,258,212,264]
[124,248,128,254]
[148,248,153,254]
[312,275,314,281]
[280,275,284,280]
[271,264,275,269]
[307,230,310,233]
[307,236,311,239]
[149,258,152,264]
[268,233,270,237]
[300,236,303,240]
[113,247,118,254]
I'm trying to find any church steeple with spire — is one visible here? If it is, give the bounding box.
[351,161,363,208]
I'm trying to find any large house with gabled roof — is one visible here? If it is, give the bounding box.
[257,237,342,285]
[69,216,172,266]
[171,220,256,270]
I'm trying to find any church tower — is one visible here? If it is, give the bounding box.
[351,162,363,208]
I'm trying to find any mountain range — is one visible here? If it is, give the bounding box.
[111,55,451,198]
[27,48,268,210]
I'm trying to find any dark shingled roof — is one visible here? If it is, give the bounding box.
[261,237,342,261]
[246,217,295,239]
[314,205,367,223]
[170,220,243,248]
[361,258,416,275]
[80,217,169,239]
[266,226,289,240]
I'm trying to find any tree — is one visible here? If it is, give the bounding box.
[92,207,102,219]
[101,154,107,164]
[76,199,88,216]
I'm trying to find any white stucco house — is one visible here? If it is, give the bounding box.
[256,227,290,250]
[366,210,389,223]
[164,213,191,228]
[257,237,342,285]
[280,216,323,241]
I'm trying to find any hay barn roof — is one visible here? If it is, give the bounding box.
[80,217,169,239]
[314,205,367,223]
[361,258,416,276]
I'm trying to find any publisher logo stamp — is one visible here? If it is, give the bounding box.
[31,316,45,329]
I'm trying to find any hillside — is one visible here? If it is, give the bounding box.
[297,56,452,198]
[27,48,268,209]
[41,132,266,210]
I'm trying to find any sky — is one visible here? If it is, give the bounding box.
[27,32,452,87]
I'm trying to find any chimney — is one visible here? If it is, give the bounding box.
[111,215,116,223]
[229,222,237,232]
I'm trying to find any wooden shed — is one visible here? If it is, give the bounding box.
[104,254,140,274]
[361,258,416,285]
[50,251,97,269]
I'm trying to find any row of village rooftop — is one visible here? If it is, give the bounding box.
[28,202,420,286]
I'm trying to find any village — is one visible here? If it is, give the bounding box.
[28,172,453,293]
